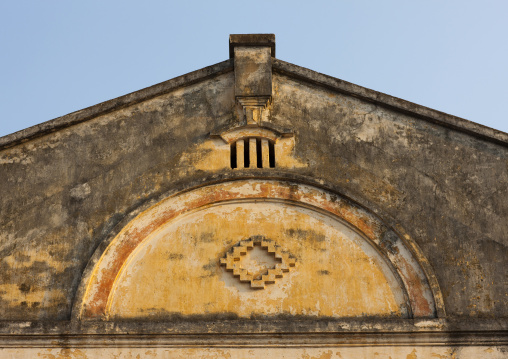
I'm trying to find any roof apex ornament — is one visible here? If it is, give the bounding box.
[229,34,275,59]
[230,34,274,126]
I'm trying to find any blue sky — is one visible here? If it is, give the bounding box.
[1,1,507,138]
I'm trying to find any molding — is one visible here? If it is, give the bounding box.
[68,170,448,322]
[229,34,276,58]
[2,56,507,151]
[211,123,294,143]
[0,319,507,348]
[273,58,508,148]
[237,96,272,108]
[216,126,284,144]
[0,60,234,151]
[73,179,443,320]
[0,333,506,348]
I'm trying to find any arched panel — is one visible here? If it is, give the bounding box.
[107,201,408,318]
[75,180,444,320]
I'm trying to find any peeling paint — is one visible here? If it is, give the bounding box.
[78,180,438,319]
[107,201,405,318]
[0,34,506,354]
[2,346,507,359]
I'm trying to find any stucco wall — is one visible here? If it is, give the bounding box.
[270,72,508,318]
[0,70,237,320]
[1,65,507,321]
[0,38,507,357]
[1,345,507,359]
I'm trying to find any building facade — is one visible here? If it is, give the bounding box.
[0,34,507,358]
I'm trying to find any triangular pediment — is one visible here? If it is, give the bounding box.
[0,34,506,358]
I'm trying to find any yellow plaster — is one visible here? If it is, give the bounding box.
[3,346,507,359]
[107,201,405,319]
[179,134,306,172]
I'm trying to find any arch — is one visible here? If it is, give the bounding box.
[73,179,444,320]
[219,126,282,144]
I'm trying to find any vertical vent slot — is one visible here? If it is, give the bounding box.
[268,140,275,168]
[230,143,237,169]
[244,138,250,168]
[256,138,263,168]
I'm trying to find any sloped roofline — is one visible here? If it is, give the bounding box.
[273,59,508,147]
[1,58,507,150]
[0,59,234,150]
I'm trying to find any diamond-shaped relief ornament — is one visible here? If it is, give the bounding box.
[220,236,297,289]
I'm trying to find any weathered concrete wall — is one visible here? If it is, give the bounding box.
[269,71,508,318]
[77,180,439,320]
[1,345,506,359]
[1,63,507,321]
[0,35,507,357]
[0,70,237,320]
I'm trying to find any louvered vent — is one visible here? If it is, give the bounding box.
[230,138,275,169]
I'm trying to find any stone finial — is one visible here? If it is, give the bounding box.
[229,34,275,58]
[230,34,275,125]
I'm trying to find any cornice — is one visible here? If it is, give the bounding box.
[2,56,507,151]
[0,319,506,348]
[273,58,508,148]
[0,59,234,151]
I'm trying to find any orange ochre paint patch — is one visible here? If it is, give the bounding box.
[80,180,436,319]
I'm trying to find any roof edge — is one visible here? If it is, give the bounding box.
[273,59,508,148]
[0,59,233,151]
[3,57,507,150]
